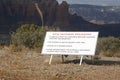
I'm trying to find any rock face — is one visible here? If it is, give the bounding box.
[0,0,70,28]
[0,0,120,37]
[0,0,98,32]
[56,1,69,27]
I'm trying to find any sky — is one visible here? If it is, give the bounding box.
[57,0,120,6]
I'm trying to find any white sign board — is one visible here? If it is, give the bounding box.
[42,32,99,55]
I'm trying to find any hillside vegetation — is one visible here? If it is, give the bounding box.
[0,24,119,57]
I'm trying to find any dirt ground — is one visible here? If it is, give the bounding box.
[0,50,120,80]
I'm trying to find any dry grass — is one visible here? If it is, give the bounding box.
[0,45,4,50]
[0,46,120,80]
[4,45,29,53]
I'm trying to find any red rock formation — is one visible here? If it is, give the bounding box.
[0,0,70,27]
[0,0,96,32]
[56,1,70,27]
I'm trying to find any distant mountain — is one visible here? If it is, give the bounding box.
[69,4,120,24]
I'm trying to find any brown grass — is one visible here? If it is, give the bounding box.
[0,46,120,80]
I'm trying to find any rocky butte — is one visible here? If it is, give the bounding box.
[0,0,120,37]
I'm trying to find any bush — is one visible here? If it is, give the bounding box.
[11,24,60,48]
[0,36,10,45]
[97,36,120,57]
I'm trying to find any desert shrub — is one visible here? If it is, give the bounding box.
[11,24,60,48]
[0,38,10,45]
[97,36,120,57]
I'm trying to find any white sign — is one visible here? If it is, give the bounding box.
[42,32,99,55]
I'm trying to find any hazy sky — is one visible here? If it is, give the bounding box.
[57,0,120,6]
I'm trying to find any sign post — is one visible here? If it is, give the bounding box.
[49,55,53,64]
[42,32,99,65]
[80,55,83,65]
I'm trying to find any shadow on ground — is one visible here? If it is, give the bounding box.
[63,58,120,65]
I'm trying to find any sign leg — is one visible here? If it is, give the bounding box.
[49,55,53,64]
[79,56,83,65]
